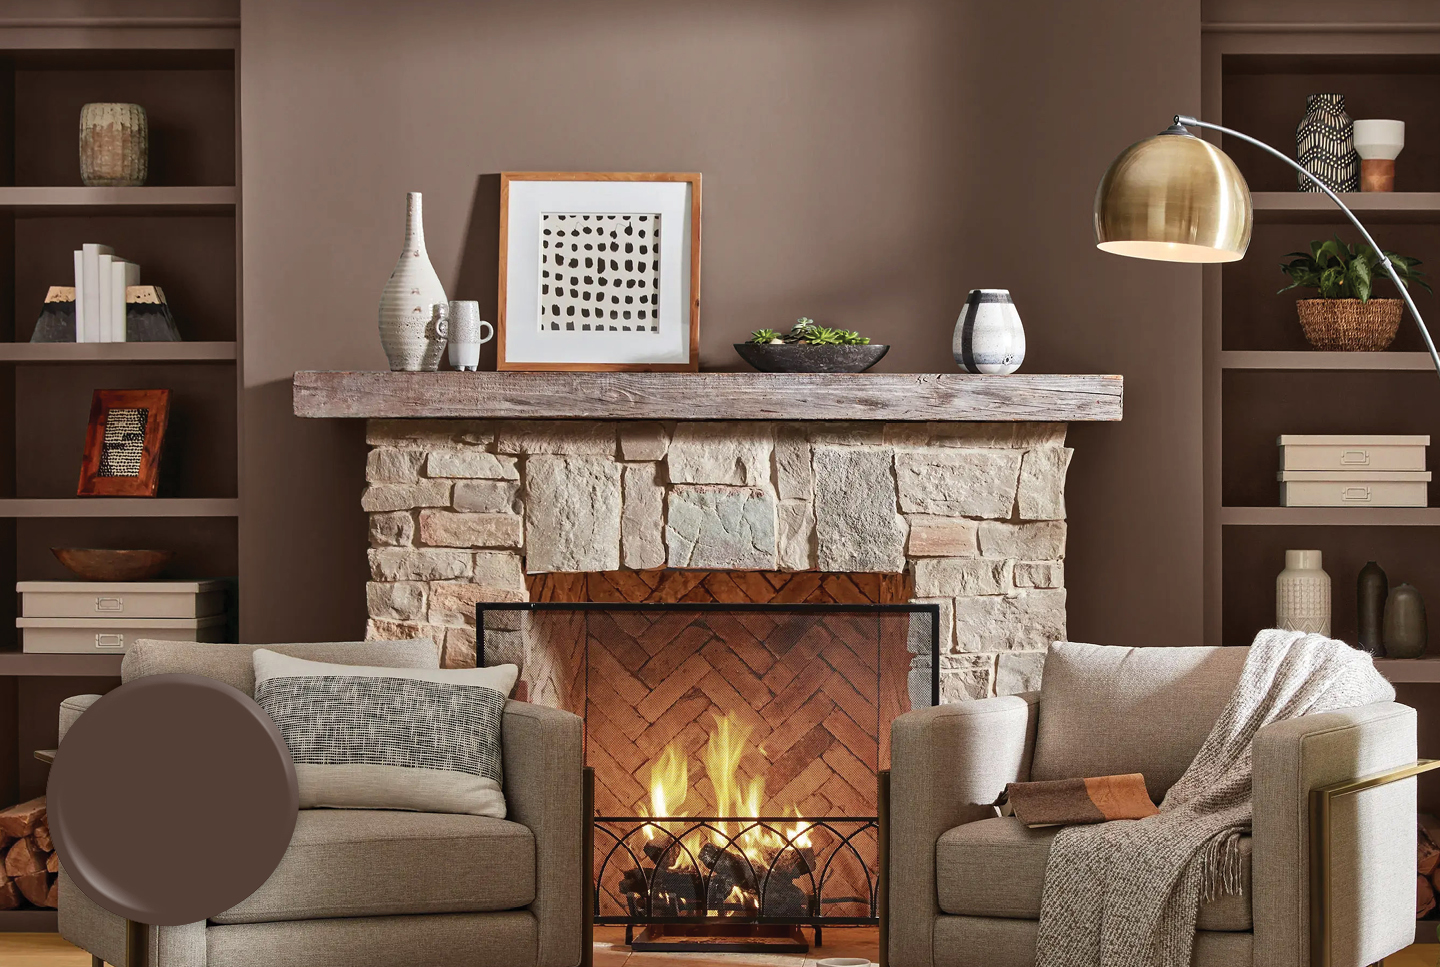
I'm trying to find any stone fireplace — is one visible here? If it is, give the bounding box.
[360,418,1072,702]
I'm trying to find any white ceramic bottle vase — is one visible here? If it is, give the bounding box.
[379,192,448,372]
[1276,549,1331,636]
[953,289,1025,374]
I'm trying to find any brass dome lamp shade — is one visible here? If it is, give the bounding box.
[1095,114,1440,377]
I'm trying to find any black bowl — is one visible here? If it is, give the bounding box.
[734,343,889,373]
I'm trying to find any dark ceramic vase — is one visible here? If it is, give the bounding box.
[1356,561,1388,655]
[1383,583,1427,659]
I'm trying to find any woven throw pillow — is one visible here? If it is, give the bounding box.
[252,649,519,818]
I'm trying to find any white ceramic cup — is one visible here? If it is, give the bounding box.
[1352,119,1405,160]
[446,300,494,372]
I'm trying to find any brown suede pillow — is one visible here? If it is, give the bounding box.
[1004,773,1159,828]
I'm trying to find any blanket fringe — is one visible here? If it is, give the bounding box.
[1198,827,1246,901]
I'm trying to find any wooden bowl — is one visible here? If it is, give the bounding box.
[51,548,174,582]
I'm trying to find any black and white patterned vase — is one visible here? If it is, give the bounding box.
[1296,93,1359,192]
[953,289,1025,374]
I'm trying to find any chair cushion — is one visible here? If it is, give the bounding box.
[1030,641,1248,798]
[122,639,441,697]
[935,817,1251,931]
[209,809,535,924]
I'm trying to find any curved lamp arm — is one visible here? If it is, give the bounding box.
[1177,114,1440,380]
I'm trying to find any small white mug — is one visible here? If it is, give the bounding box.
[446,300,494,372]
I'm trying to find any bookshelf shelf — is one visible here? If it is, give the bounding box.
[0,341,236,363]
[0,186,236,214]
[0,498,239,518]
[1220,351,1436,371]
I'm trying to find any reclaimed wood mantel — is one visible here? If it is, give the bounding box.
[292,371,1123,422]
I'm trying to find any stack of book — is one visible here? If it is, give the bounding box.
[1277,434,1431,507]
[72,242,141,342]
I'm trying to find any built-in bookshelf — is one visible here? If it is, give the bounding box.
[1202,24,1440,820]
[0,16,241,930]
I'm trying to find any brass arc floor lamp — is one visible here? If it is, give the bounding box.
[1094,114,1440,379]
[1095,116,1440,967]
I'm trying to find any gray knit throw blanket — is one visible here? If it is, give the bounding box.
[1035,630,1394,967]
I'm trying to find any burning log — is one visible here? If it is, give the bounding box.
[699,841,758,911]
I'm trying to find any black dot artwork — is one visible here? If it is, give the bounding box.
[539,212,662,333]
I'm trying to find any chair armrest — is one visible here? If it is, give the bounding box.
[502,700,584,967]
[888,692,1039,967]
[1253,701,1417,967]
[58,694,102,744]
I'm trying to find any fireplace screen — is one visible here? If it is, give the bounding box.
[476,601,939,947]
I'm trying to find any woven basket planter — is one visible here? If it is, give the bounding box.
[1295,298,1403,351]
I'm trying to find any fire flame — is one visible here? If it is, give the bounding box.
[645,711,814,869]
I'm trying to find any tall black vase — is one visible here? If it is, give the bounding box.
[1357,561,1388,655]
[1383,583,1428,659]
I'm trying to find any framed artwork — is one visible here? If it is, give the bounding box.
[498,172,701,371]
[77,389,170,497]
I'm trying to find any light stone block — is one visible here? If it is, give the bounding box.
[366,581,426,621]
[813,446,906,572]
[908,597,955,654]
[910,654,996,706]
[480,629,525,667]
[453,480,520,514]
[808,422,886,445]
[666,486,776,569]
[495,421,617,455]
[427,575,527,626]
[954,589,1067,653]
[928,422,1066,448]
[895,450,1020,518]
[365,617,446,646]
[774,424,814,501]
[1017,447,1073,520]
[1013,561,1065,589]
[418,510,523,549]
[884,423,931,447]
[913,558,1011,597]
[978,520,1066,560]
[361,480,452,513]
[474,551,529,601]
[442,626,477,669]
[777,499,816,571]
[368,548,472,582]
[366,420,494,448]
[622,462,667,570]
[996,652,1047,695]
[524,455,622,572]
[620,422,671,461]
[369,511,414,547]
[426,450,520,480]
[668,422,773,486]
[483,607,526,631]
[906,516,979,558]
[365,448,424,483]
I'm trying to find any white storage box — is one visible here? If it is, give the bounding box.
[1277,434,1429,472]
[1278,470,1431,507]
[17,580,226,619]
[18,615,226,654]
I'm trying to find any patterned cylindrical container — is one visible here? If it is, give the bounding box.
[1296,94,1358,193]
[953,289,1025,375]
[79,103,148,187]
[1276,549,1331,636]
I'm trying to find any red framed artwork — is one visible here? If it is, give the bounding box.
[77,389,170,497]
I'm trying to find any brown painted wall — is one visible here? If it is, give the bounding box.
[239,0,1204,646]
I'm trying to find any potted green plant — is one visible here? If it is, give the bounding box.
[1279,237,1430,351]
[733,318,889,373]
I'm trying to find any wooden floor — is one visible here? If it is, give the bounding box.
[0,930,1430,966]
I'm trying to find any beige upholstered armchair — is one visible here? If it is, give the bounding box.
[54,639,585,967]
[888,642,1418,967]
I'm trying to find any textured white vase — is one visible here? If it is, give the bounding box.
[1276,549,1331,636]
[953,289,1025,374]
[379,192,448,372]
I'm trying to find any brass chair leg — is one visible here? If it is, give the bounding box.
[124,919,146,967]
[92,957,103,967]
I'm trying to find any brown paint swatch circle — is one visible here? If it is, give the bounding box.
[48,673,299,926]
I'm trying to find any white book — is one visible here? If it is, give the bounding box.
[80,244,113,343]
[111,260,140,342]
[96,253,113,342]
[72,250,84,342]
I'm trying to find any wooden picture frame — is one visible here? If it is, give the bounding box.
[498,172,701,372]
[77,389,170,497]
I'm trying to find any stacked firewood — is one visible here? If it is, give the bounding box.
[617,837,818,919]
[0,797,57,910]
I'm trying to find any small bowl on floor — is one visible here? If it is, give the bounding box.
[816,960,872,967]
[52,548,174,581]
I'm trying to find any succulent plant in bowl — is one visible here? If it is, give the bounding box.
[734,318,888,373]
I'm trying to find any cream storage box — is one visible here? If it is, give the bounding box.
[1278,434,1429,472]
[1278,470,1431,508]
[16,580,226,654]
